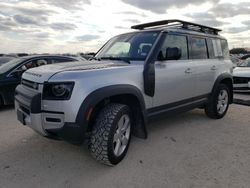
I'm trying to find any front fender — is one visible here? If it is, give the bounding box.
[76,84,147,137]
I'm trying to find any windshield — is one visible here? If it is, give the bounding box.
[239,58,250,67]
[0,57,14,65]
[0,58,23,74]
[95,31,160,61]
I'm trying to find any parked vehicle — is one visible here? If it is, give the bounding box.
[0,56,15,66]
[0,55,81,106]
[240,54,250,60]
[233,58,250,92]
[230,54,241,66]
[15,20,233,166]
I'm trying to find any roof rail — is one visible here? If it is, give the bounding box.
[131,19,222,35]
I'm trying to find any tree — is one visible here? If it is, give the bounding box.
[230,48,248,54]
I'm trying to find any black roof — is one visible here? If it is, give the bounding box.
[131,19,222,35]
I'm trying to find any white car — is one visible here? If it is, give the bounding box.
[233,58,250,92]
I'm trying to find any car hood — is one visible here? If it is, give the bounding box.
[233,67,250,77]
[22,60,129,83]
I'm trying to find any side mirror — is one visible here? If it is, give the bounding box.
[165,47,182,60]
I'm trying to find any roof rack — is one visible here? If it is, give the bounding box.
[131,19,222,35]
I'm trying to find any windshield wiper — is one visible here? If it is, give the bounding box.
[89,57,101,61]
[100,57,130,64]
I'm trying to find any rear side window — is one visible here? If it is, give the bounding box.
[158,34,188,60]
[206,39,215,58]
[190,37,208,59]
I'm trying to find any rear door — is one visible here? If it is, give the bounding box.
[191,37,222,96]
[153,33,196,107]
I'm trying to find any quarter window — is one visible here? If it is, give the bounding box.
[190,37,208,59]
[207,38,229,59]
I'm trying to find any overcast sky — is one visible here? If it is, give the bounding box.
[0,0,249,53]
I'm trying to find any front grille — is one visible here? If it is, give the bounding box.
[233,77,250,84]
[15,84,42,114]
[22,79,39,90]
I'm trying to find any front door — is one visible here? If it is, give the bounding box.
[153,34,196,107]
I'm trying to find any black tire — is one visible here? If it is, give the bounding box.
[0,95,3,108]
[205,84,230,119]
[89,103,132,166]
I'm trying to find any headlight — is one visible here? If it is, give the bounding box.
[43,82,74,100]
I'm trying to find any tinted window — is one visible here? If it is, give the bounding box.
[191,37,208,59]
[158,34,188,60]
[207,39,215,59]
[50,58,74,64]
[16,59,49,71]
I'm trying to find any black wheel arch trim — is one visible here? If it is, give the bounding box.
[212,73,233,103]
[76,84,148,139]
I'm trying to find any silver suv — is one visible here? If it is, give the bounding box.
[15,20,233,166]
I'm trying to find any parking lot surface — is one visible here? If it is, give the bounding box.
[0,104,250,188]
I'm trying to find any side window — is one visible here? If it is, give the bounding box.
[190,37,208,59]
[19,59,48,71]
[206,39,215,59]
[158,34,188,61]
[50,58,74,64]
[221,39,229,59]
[139,43,152,57]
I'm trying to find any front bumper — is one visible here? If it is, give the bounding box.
[233,83,250,92]
[15,84,86,144]
[233,76,250,92]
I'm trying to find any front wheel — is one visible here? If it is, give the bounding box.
[89,103,132,166]
[0,96,3,108]
[205,84,230,119]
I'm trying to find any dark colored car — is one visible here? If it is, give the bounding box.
[0,55,82,106]
[0,56,15,66]
[240,54,250,60]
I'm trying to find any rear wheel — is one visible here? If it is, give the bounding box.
[205,84,230,119]
[89,103,132,166]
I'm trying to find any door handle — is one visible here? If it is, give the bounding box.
[185,68,192,74]
[211,65,217,71]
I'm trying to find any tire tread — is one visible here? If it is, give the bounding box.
[89,103,128,166]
